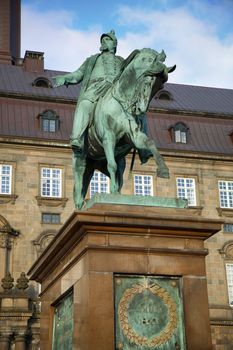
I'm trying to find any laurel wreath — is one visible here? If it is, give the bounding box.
[118,282,177,347]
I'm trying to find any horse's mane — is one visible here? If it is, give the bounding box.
[111,48,158,114]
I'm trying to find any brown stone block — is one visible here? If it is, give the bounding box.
[183,275,212,350]
[86,232,107,246]
[73,272,114,350]
[88,250,148,274]
[148,253,206,276]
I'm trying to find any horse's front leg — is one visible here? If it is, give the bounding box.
[72,153,87,209]
[130,129,169,179]
[102,137,119,193]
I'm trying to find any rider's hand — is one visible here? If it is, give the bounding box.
[52,76,66,87]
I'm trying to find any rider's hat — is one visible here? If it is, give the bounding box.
[100,30,117,47]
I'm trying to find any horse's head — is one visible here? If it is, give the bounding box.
[114,48,176,115]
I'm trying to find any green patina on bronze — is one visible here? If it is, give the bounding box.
[84,193,187,210]
[53,30,176,209]
[52,292,73,350]
[115,275,186,350]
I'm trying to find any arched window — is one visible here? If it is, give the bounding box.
[39,110,60,132]
[170,122,189,144]
[32,77,52,88]
[155,90,173,101]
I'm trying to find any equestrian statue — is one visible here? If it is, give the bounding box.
[53,30,176,209]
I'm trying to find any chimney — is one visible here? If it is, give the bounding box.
[0,0,21,64]
[23,50,44,73]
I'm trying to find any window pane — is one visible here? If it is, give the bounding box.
[223,224,233,233]
[175,130,181,143]
[41,114,58,133]
[49,120,56,132]
[134,175,153,196]
[42,213,52,223]
[42,213,60,224]
[176,177,196,206]
[41,168,62,198]
[90,171,109,197]
[180,132,187,143]
[218,180,233,208]
[0,165,12,194]
[42,119,49,132]
[226,264,233,306]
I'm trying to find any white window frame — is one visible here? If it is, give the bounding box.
[176,177,196,206]
[218,180,233,209]
[0,164,12,195]
[226,263,233,307]
[134,174,153,196]
[41,167,62,198]
[90,171,109,197]
[175,130,187,144]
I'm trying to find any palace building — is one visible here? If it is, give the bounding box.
[0,1,233,349]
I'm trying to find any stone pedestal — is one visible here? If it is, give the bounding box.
[28,201,222,350]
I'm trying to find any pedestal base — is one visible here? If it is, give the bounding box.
[29,201,222,350]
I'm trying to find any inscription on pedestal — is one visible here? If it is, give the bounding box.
[115,275,186,349]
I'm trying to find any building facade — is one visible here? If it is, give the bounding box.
[0,1,233,349]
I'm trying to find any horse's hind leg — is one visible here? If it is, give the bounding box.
[130,130,169,179]
[102,136,119,193]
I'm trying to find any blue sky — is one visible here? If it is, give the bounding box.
[21,0,233,88]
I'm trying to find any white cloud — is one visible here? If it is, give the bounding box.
[116,6,233,88]
[21,5,103,72]
[21,3,233,88]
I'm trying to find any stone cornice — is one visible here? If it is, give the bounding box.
[0,137,232,162]
[149,107,233,120]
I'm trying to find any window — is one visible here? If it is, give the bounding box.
[224,224,233,233]
[170,122,189,144]
[175,129,187,143]
[90,171,109,197]
[39,110,59,132]
[0,164,12,194]
[229,131,233,143]
[42,213,60,224]
[226,264,233,306]
[33,77,52,88]
[176,177,196,206]
[134,174,153,196]
[218,180,233,208]
[155,90,172,101]
[41,168,62,198]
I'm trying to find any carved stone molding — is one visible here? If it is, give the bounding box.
[219,240,233,259]
[0,194,18,205]
[217,207,233,217]
[33,230,57,256]
[35,196,68,207]
[187,206,203,216]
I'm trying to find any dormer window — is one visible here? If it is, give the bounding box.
[39,110,59,132]
[155,90,172,101]
[229,131,233,143]
[33,77,52,88]
[170,122,189,144]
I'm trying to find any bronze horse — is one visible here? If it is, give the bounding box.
[72,48,176,209]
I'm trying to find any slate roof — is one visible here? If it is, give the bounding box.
[0,63,233,156]
[1,63,233,116]
[0,64,79,100]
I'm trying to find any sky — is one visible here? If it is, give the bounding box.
[21,0,233,89]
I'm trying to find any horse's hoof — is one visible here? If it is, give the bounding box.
[75,201,84,210]
[157,168,170,179]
